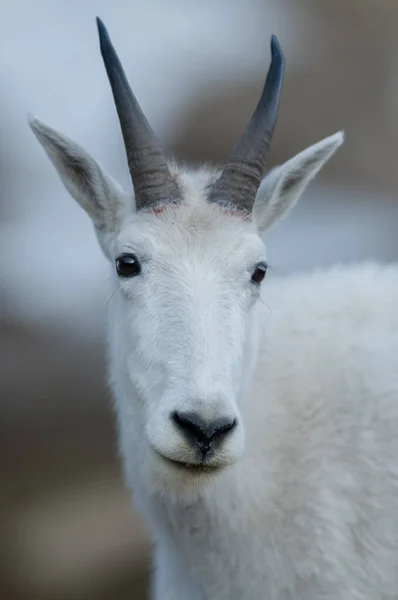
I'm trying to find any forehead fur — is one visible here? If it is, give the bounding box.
[117,165,260,253]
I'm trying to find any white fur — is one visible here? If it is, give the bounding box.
[29,120,398,599]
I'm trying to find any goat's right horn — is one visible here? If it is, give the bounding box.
[208,35,285,214]
[96,17,181,210]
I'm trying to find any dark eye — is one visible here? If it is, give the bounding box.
[251,262,267,284]
[116,253,141,278]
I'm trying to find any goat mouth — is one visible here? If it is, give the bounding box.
[155,451,221,473]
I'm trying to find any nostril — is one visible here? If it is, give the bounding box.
[172,411,206,440]
[215,418,237,438]
[172,411,237,445]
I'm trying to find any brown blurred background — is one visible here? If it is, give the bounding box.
[1,1,398,598]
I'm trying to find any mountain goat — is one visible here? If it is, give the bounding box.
[29,18,398,600]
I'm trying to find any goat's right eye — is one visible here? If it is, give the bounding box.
[116,253,141,278]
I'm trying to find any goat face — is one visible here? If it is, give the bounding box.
[107,197,264,495]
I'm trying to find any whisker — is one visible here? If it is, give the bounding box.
[106,283,120,307]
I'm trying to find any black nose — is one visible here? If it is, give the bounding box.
[172,411,237,456]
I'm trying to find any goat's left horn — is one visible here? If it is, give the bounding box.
[208,35,285,214]
[96,17,181,210]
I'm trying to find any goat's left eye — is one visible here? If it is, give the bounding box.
[116,253,141,277]
[251,263,267,284]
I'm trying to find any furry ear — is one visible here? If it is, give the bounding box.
[29,116,127,235]
[254,132,344,233]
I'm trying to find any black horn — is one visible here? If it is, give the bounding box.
[208,36,285,213]
[96,17,181,210]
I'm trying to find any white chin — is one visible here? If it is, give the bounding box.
[136,449,236,505]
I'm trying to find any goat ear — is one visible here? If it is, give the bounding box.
[29,117,127,235]
[254,132,344,233]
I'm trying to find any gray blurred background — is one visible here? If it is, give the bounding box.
[1,1,398,598]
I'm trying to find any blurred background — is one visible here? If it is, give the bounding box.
[1,0,398,598]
